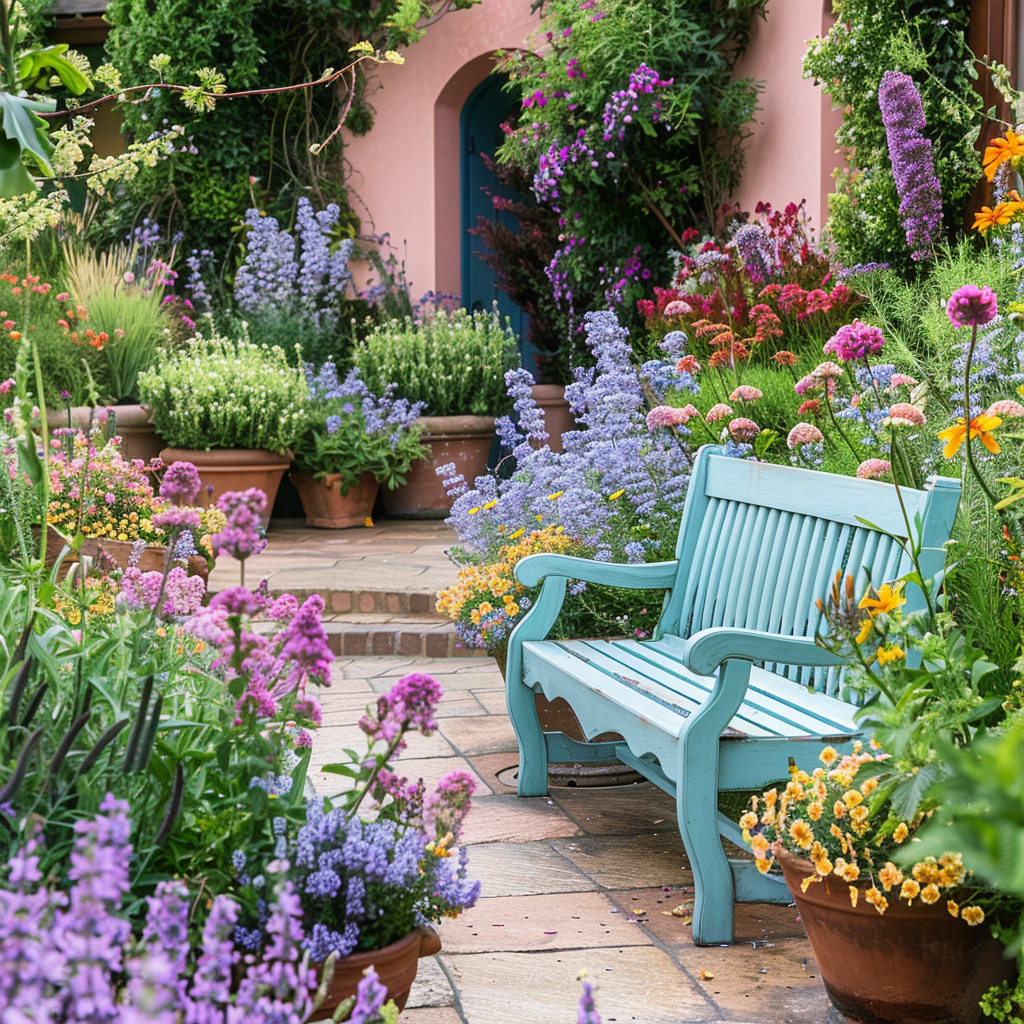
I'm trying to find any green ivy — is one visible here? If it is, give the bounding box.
[803,0,983,271]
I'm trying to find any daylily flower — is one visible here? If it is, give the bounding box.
[936,412,1002,459]
[858,582,905,617]
[982,127,1024,181]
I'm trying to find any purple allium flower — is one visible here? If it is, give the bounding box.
[120,565,206,617]
[159,461,202,505]
[823,320,886,362]
[211,489,268,562]
[946,285,999,327]
[878,71,943,260]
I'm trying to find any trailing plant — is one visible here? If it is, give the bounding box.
[495,0,765,328]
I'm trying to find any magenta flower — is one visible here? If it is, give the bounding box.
[728,417,760,442]
[152,506,202,532]
[823,320,886,362]
[211,489,268,563]
[946,285,998,328]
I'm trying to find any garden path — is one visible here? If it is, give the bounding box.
[314,652,831,1024]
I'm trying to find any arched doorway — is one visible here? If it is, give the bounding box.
[459,73,528,342]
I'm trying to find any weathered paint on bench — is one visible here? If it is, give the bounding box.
[505,445,960,945]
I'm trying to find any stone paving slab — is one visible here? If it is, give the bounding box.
[309,654,828,1024]
[443,947,715,1024]
[465,841,599,898]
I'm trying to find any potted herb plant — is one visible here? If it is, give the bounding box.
[137,332,306,525]
[352,306,520,517]
[290,363,428,528]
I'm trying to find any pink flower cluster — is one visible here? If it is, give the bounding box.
[120,565,206,617]
[211,489,268,562]
[359,672,444,749]
[787,423,824,449]
[823,320,886,362]
[946,285,998,328]
[645,405,697,431]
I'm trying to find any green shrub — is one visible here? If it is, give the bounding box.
[137,333,306,451]
[352,308,520,417]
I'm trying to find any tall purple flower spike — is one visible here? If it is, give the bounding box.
[878,71,943,261]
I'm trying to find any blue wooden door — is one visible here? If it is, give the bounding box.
[460,74,528,345]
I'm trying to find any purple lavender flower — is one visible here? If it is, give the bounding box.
[878,71,943,260]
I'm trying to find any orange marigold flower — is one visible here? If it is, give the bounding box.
[937,412,1002,459]
[789,820,814,850]
[983,127,1024,181]
[878,862,904,892]
[972,201,1024,233]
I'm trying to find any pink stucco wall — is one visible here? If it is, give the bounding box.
[731,0,843,238]
[342,0,540,302]
[344,0,841,299]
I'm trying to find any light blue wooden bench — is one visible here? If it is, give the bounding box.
[505,445,960,945]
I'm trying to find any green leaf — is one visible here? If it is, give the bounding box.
[321,763,360,777]
[0,93,55,178]
[18,46,92,94]
[890,762,940,820]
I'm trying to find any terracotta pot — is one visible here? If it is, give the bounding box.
[109,405,165,466]
[78,537,209,582]
[776,847,1015,1024]
[382,415,495,519]
[529,384,576,454]
[160,448,291,528]
[290,471,379,529]
[308,927,442,1021]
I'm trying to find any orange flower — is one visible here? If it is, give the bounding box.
[878,862,904,892]
[920,884,941,905]
[937,412,1002,459]
[859,582,906,618]
[972,201,1024,233]
[900,879,921,903]
[892,822,909,844]
[983,128,1024,181]
[789,820,814,850]
[961,905,985,926]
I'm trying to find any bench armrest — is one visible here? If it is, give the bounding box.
[515,552,679,589]
[678,627,850,676]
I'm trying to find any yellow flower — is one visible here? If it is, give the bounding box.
[859,582,906,617]
[878,862,904,892]
[809,842,827,863]
[738,812,758,831]
[961,905,985,926]
[807,801,823,821]
[608,489,625,499]
[510,527,525,539]
[937,412,1002,459]
[756,856,773,874]
[892,822,909,844]
[547,490,564,500]
[506,603,520,617]
[482,499,498,509]
[899,879,921,904]
[468,507,480,515]
[920,883,941,905]
[860,777,879,796]
[947,899,960,918]
[833,801,846,820]
[972,201,1024,233]
[855,616,873,645]
[835,858,860,883]
[788,820,814,850]
[864,886,883,906]
[819,746,839,766]
[478,602,493,615]
[814,856,833,877]
[750,833,770,859]
[849,886,859,908]
[877,644,905,666]
[842,789,864,809]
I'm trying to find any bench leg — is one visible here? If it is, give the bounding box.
[676,659,751,946]
[505,643,548,796]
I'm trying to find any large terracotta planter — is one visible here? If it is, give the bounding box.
[78,537,209,582]
[160,448,290,528]
[776,847,1014,1024]
[529,384,576,454]
[308,927,442,1021]
[382,415,495,520]
[290,471,379,529]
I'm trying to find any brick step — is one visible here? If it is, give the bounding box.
[321,614,484,659]
[210,583,441,617]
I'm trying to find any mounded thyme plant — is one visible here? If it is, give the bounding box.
[137,333,307,452]
[352,307,520,418]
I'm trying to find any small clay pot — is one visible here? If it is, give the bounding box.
[307,927,442,1021]
[529,384,576,454]
[775,847,1015,1024]
[290,471,379,529]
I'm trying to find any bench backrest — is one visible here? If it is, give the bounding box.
[658,447,961,696]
